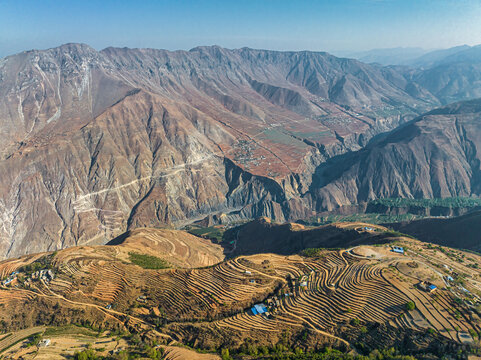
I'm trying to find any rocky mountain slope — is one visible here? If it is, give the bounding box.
[0,43,444,258]
[311,98,481,211]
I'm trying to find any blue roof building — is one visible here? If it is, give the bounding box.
[392,246,404,254]
[251,304,268,315]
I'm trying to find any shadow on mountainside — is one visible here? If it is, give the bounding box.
[221,217,393,258]
[392,210,481,252]
[105,218,396,260]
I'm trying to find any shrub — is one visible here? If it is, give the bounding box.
[351,318,361,326]
[301,248,322,257]
[26,333,42,347]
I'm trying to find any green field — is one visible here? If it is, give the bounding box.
[291,130,332,139]
[260,128,309,148]
[187,226,225,242]
[42,325,102,338]
[128,252,169,269]
[305,212,423,226]
[300,197,481,227]
[370,197,481,209]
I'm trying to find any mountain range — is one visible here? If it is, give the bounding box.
[340,44,478,67]
[0,43,481,258]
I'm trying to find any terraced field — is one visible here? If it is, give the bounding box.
[110,228,225,268]
[0,326,46,353]
[163,346,221,360]
[0,226,479,358]
[212,252,408,338]
[179,247,481,351]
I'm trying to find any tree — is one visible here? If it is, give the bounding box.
[351,318,360,326]
[406,301,415,311]
[114,350,129,360]
[247,344,258,357]
[294,347,304,355]
[74,349,97,360]
[221,348,232,360]
[258,345,269,356]
[146,346,164,360]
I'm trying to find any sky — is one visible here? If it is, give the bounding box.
[1,0,481,58]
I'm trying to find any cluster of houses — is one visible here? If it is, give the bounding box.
[22,269,56,287]
[442,265,481,306]
[1,268,56,288]
[2,271,19,286]
[250,289,298,318]
[32,269,55,283]
[136,295,147,303]
[249,268,318,318]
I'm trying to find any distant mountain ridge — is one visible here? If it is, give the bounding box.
[340,44,478,67]
[407,45,472,68]
[335,47,429,66]
[326,44,481,105]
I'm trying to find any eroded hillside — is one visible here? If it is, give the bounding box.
[0,44,441,258]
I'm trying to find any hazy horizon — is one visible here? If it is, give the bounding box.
[1,0,481,58]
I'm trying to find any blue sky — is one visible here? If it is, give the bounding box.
[0,0,480,57]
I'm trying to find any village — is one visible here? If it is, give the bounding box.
[1,267,55,288]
